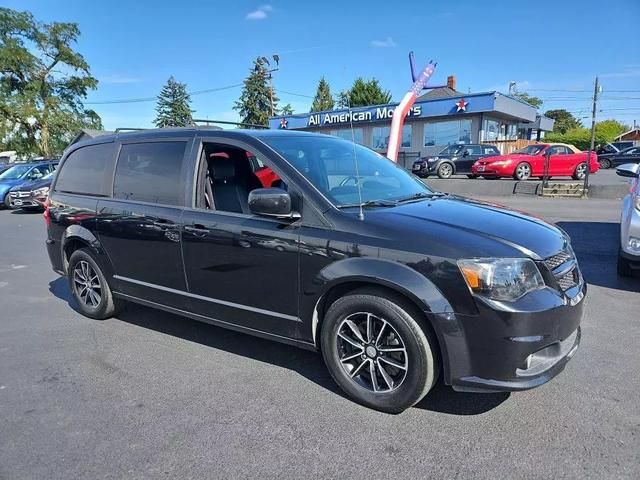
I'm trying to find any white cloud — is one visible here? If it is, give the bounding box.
[99,74,142,85]
[370,36,397,48]
[246,4,273,20]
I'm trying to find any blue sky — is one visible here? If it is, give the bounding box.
[7,0,640,130]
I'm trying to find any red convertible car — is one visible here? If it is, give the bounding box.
[471,143,599,180]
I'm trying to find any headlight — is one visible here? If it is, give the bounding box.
[32,186,49,196]
[458,258,545,302]
[427,157,438,162]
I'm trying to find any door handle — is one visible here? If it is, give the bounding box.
[184,224,211,235]
[152,219,172,227]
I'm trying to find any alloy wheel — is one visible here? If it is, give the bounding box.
[575,163,587,179]
[438,163,453,178]
[336,312,408,393]
[72,260,102,308]
[515,163,531,180]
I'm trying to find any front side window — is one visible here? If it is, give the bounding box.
[114,142,186,205]
[55,143,115,195]
[425,120,471,146]
[263,135,432,208]
[0,164,31,180]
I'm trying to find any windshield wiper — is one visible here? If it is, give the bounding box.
[395,192,447,203]
[337,199,398,209]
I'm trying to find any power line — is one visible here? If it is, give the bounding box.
[85,83,243,105]
[527,88,640,93]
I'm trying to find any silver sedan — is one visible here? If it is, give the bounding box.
[616,163,640,276]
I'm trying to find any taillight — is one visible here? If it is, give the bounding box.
[43,197,51,227]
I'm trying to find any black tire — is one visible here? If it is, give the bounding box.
[437,162,454,179]
[3,194,11,209]
[617,250,633,277]
[598,158,611,169]
[467,174,478,179]
[320,289,437,413]
[68,248,123,319]
[573,163,587,180]
[513,162,531,181]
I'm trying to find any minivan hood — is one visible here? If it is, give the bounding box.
[366,196,566,259]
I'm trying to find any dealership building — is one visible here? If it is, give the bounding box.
[269,77,554,163]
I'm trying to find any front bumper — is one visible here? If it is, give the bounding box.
[9,191,47,208]
[471,164,511,177]
[431,282,586,393]
[412,162,437,176]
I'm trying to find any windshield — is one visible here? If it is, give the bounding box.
[0,164,31,180]
[263,135,433,207]
[514,145,546,155]
[439,145,464,155]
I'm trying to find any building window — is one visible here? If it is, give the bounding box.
[373,126,390,150]
[334,128,364,145]
[401,124,411,148]
[482,119,518,141]
[424,119,471,146]
[373,125,411,150]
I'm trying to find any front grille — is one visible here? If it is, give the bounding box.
[544,250,572,270]
[543,247,581,294]
[557,270,578,290]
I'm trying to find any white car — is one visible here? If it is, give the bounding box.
[616,163,640,276]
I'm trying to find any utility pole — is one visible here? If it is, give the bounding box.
[261,55,280,117]
[583,76,600,197]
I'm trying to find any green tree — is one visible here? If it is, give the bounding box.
[280,103,294,115]
[234,57,278,127]
[154,76,193,128]
[544,120,629,150]
[337,78,392,108]
[513,92,543,109]
[310,77,334,112]
[544,109,582,134]
[0,7,102,156]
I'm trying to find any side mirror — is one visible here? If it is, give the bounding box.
[615,163,640,179]
[248,188,300,219]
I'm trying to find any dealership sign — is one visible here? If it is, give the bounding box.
[307,105,422,127]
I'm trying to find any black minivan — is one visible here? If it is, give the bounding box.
[46,128,585,413]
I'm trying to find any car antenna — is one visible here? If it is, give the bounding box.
[347,96,365,221]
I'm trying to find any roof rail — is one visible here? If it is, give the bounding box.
[114,127,148,133]
[191,119,269,129]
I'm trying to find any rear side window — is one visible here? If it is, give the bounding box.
[55,143,116,195]
[114,141,186,205]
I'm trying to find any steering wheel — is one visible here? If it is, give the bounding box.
[339,176,359,187]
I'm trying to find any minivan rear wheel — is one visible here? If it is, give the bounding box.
[321,289,437,413]
[68,248,123,319]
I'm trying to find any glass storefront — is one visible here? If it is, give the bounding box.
[372,124,411,150]
[424,119,471,146]
[328,128,364,145]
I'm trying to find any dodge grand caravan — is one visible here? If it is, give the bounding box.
[46,128,585,413]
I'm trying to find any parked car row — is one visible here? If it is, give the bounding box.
[0,160,58,209]
[413,143,599,181]
[597,146,640,169]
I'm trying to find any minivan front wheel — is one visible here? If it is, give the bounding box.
[68,248,122,319]
[321,289,437,413]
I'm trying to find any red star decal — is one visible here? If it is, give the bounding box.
[456,98,468,112]
[279,118,288,129]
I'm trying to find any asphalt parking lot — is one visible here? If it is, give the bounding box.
[1,198,639,479]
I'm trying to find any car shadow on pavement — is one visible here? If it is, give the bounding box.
[48,277,512,416]
[556,221,640,292]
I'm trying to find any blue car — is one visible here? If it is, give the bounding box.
[0,161,58,208]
